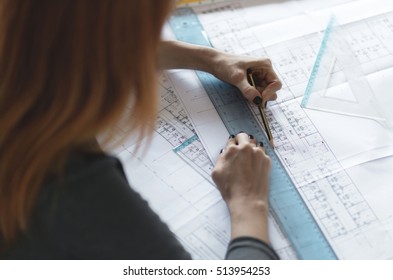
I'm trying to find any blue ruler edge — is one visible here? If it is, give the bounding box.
[169,7,337,260]
[301,15,335,108]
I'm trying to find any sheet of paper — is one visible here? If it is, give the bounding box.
[172,0,393,259]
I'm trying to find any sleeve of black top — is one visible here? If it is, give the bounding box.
[225,237,280,260]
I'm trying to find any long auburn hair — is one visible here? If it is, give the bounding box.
[0,0,173,245]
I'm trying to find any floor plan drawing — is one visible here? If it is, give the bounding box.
[171,0,393,259]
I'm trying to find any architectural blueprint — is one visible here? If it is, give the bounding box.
[172,0,393,259]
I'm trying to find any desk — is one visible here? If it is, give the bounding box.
[116,0,393,259]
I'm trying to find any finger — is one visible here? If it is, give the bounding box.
[227,134,237,147]
[248,133,257,145]
[251,63,280,85]
[249,68,281,102]
[262,90,278,104]
[235,131,251,146]
[236,79,263,105]
[261,81,281,102]
[256,141,266,152]
[263,92,278,104]
[251,71,281,101]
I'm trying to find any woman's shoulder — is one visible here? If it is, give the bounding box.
[4,151,190,260]
[61,152,126,186]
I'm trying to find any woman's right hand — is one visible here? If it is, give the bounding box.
[211,132,271,243]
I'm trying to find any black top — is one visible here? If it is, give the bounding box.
[2,152,279,260]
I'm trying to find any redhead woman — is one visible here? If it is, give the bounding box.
[0,0,281,259]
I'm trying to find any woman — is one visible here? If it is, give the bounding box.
[0,0,281,259]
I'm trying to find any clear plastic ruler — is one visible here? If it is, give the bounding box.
[169,7,337,259]
[301,15,393,129]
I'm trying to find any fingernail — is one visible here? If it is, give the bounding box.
[229,134,235,139]
[259,142,264,147]
[249,134,254,139]
[253,96,262,106]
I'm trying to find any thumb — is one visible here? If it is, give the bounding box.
[237,79,262,105]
